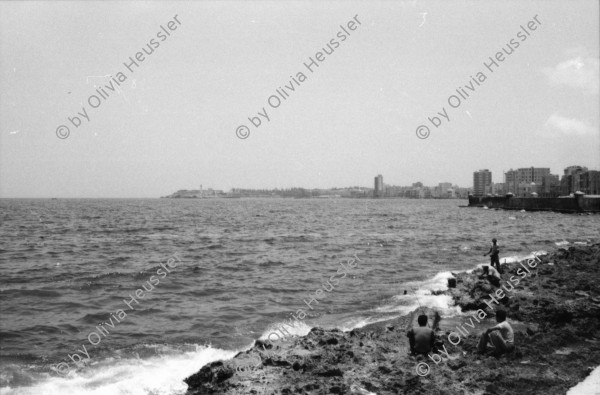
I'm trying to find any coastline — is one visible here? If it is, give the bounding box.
[468,194,600,213]
[185,243,600,394]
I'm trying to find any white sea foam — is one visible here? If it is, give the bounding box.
[373,271,462,318]
[332,315,403,332]
[258,319,312,341]
[378,251,552,322]
[1,345,237,395]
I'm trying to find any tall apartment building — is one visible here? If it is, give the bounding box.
[374,175,384,198]
[564,165,588,176]
[530,167,551,183]
[580,170,600,195]
[473,169,492,197]
[505,170,516,193]
[504,167,552,195]
[540,174,561,197]
[561,166,589,195]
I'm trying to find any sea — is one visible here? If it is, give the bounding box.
[0,198,598,395]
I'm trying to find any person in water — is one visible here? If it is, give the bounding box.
[477,310,514,356]
[406,314,435,355]
[481,265,501,287]
[483,238,502,273]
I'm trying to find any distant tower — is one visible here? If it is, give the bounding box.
[374,175,384,198]
[473,169,492,197]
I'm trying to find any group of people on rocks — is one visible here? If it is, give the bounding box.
[406,238,515,359]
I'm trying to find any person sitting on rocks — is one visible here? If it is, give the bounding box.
[477,310,514,356]
[406,314,435,355]
[481,265,501,287]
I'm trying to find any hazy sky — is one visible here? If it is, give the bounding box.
[1,0,598,198]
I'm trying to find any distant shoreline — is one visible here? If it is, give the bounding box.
[161,189,468,200]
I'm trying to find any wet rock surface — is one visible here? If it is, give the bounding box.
[185,244,600,394]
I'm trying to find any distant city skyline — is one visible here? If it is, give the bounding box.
[1,161,598,198]
[164,162,599,196]
[1,1,598,198]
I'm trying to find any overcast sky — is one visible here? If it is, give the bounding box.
[1,0,598,198]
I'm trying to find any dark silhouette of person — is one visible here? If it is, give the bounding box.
[407,315,434,355]
[484,238,502,273]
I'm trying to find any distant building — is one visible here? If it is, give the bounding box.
[517,182,539,197]
[561,165,589,195]
[456,187,470,198]
[406,188,423,198]
[492,182,506,196]
[529,168,551,183]
[439,182,452,193]
[429,183,453,199]
[350,188,369,198]
[505,167,552,195]
[581,170,600,195]
[505,170,517,194]
[436,183,458,198]
[540,174,561,197]
[384,185,404,197]
[564,165,589,175]
[473,169,492,197]
[366,179,466,199]
[561,175,573,195]
[423,187,432,199]
[374,175,384,198]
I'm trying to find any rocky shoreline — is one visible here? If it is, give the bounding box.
[185,244,600,394]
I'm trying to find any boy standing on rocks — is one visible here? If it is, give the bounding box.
[484,238,502,273]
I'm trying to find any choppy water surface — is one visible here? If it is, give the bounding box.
[0,198,598,394]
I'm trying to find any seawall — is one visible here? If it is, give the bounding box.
[468,195,600,213]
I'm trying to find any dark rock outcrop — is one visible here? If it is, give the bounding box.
[185,244,600,394]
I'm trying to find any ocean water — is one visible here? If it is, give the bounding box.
[0,198,598,395]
